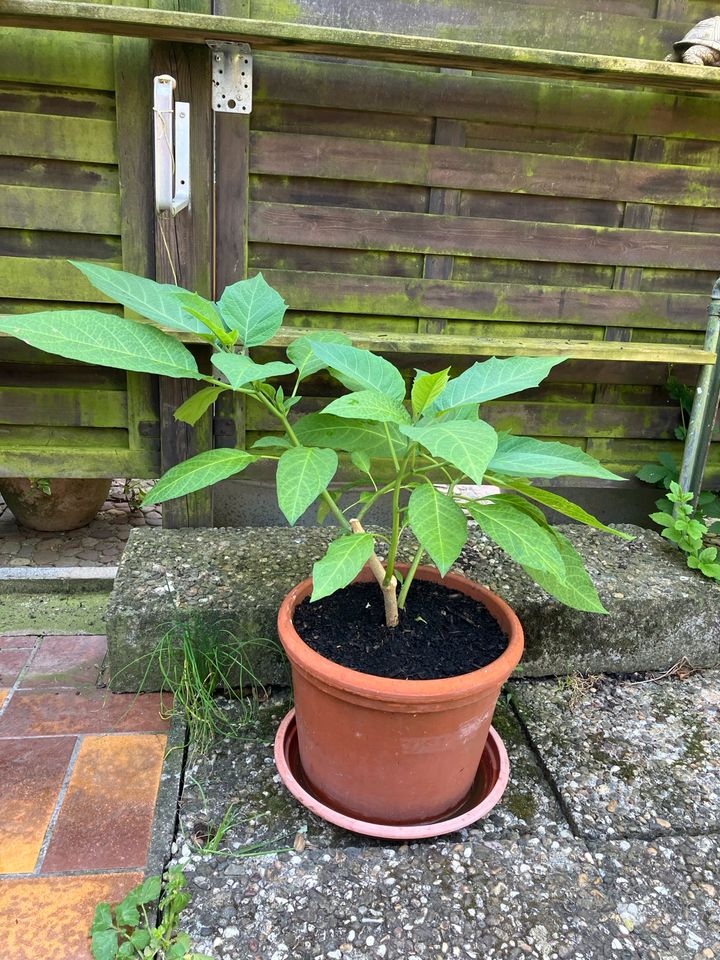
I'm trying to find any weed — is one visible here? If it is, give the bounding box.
[90,867,210,960]
[651,482,720,582]
[555,672,601,707]
[188,804,291,859]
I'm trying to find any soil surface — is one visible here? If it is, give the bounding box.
[293,580,509,680]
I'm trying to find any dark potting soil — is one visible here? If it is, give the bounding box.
[293,580,509,681]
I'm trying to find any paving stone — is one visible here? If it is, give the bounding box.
[0,648,31,685]
[513,673,720,840]
[0,688,170,737]
[21,635,106,688]
[0,690,8,709]
[42,733,166,872]
[594,836,720,959]
[0,636,37,650]
[0,872,143,959]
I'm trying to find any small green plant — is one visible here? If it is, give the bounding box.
[123,478,153,512]
[651,481,720,581]
[28,478,52,496]
[90,868,211,960]
[0,261,633,624]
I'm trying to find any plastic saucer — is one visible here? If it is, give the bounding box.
[274,708,510,840]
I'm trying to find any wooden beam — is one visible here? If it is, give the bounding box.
[2,0,720,94]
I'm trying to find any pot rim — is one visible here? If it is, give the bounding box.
[277,564,524,706]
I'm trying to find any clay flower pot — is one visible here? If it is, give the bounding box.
[277,565,524,825]
[0,477,112,532]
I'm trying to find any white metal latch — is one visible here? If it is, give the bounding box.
[153,74,190,215]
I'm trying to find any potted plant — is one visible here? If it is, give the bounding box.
[0,263,628,824]
[0,477,112,531]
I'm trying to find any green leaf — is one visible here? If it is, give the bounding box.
[218,273,287,347]
[287,331,352,381]
[117,941,134,958]
[700,562,720,580]
[91,903,114,934]
[178,292,235,344]
[467,499,565,576]
[143,449,256,506]
[411,368,450,417]
[129,929,151,950]
[323,389,411,424]
[499,479,633,540]
[400,420,498,484]
[636,463,671,484]
[433,355,566,411]
[489,434,625,481]
[699,546,717,563]
[135,876,162,904]
[408,485,468,576]
[174,385,227,426]
[251,436,292,450]
[167,935,193,959]
[71,260,210,337]
[521,529,608,613]
[311,533,376,602]
[649,511,675,529]
[294,413,408,459]
[114,899,139,928]
[212,352,295,389]
[0,310,203,379]
[308,341,406,401]
[276,446,338,524]
[350,450,372,476]
[91,928,118,960]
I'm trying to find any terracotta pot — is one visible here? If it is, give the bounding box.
[0,477,112,532]
[277,565,524,825]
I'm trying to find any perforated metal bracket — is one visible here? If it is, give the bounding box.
[153,74,190,215]
[208,41,253,114]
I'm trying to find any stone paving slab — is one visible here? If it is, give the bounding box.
[594,836,720,960]
[513,673,720,841]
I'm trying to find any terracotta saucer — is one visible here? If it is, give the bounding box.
[274,709,510,840]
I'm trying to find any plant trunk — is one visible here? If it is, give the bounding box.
[350,518,398,627]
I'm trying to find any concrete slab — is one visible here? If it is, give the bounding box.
[0,567,116,593]
[513,673,720,841]
[0,591,109,635]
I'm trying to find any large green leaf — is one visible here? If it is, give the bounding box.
[276,446,338,524]
[401,420,498,484]
[323,389,411,424]
[173,385,227,426]
[489,434,625,481]
[522,529,607,613]
[143,449,256,505]
[218,273,287,347]
[433,356,566,411]
[212,352,296,389]
[294,413,408,459]
[467,498,565,576]
[287,330,352,381]
[411,367,450,417]
[311,533,376,602]
[408,484,468,576]
[308,341,406,401]
[499,478,633,540]
[90,929,118,960]
[71,260,211,336]
[0,310,203,379]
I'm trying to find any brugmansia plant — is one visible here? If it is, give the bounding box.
[0,263,629,623]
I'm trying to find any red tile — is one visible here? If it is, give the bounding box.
[0,872,143,960]
[0,691,8,710]
[0,689,170,737]
[0,649,30,686]
[22,635,107,688]
[42,734,166,872]
[0,737,76,874]
[0,636,37,650]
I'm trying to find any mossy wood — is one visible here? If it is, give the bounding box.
[1,0,720,504]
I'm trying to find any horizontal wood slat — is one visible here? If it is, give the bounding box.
[260,270,710,332]
[0,184,120,234]
[0,385,128,427]
[0,28,114,89]
[249,202,720,271]
[250,132,720,210]
[2,1,719,94]
[0,447,159,478]
[0,112,117,164]
[0,257,119,302]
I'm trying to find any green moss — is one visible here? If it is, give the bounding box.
[588,738,638,783]
[505,789,538,821]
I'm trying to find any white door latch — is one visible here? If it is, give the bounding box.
[153,74,190,215]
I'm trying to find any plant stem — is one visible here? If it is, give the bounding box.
[397,545,425,609]
[350,518,398,627]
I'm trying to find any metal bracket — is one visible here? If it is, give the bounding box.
[153,74,190,215]
[208,41,253,114]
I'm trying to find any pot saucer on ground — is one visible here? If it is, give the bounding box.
[274,708,510,840]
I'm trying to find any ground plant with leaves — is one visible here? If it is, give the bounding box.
[0,262,631,623]
[651,481,720,582]
[90,869,210,960]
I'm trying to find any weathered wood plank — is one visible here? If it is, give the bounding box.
[249,202,720,271]
[259,269,710,332]
[2,1,720,95]
[0,230,121,261]
[0,257,119,301]
[254,56,720,142]
[0,157,118,193]
[250,242,425,278]
[0,28,114,89]
[250,175,429,215]
[0,85,116,121]
[0,184,120,235]
[0,112,117,164]
[250,132,720,209]
[0,386,128,428]
[0,447,159,479]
